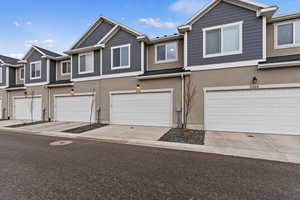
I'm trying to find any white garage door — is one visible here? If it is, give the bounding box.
[14,97,42,121]
[205,88,300,135]
[111,91,172,127]
[54,95,95,123]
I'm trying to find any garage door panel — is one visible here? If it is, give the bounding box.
[14,97,42,121]
[205,88,300,135]
[111,92,172,127]
[55,95,95,123]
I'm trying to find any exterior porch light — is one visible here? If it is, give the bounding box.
[70,88,75,95]
[252,77,258,85]
[136,84,141,92]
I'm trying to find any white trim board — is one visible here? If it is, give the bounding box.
[186,59,262,71]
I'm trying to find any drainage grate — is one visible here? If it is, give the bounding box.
[49,140,73,146]
[248,135,255,138]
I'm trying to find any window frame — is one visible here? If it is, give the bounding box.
[154,41,178,64]
[275,19,300,49]
[61,60,71,76]
[78,52,94,74]
[30,61,42,80]
[203,21,243,58]
[19,68,24,80]
[111,44,131,70]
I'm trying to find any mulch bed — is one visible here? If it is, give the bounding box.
[7,121,48,128]
[159,128,205,145]
[63,123,107,134]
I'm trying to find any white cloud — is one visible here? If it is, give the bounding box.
[13,21,21,28]
[26,21,32,26]
[41,39,55,48]
[169,0,208,15]
[138,18,177,29]
[24,39,56,48]
[24,40,38,48]
[5,53,24,59]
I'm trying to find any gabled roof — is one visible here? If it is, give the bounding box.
[179,0,271,27]
[22,45,62,60]
[0,55,20,65]
[69,16,144,50]
[33,46,62,57]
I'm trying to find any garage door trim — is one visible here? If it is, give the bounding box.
[53,92,96,122]
[109,88,173,126]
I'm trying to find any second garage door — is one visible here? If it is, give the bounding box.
[14,97,42,120]
[205,88,300,135]
[54,95,95,123]
[110,91,172,127]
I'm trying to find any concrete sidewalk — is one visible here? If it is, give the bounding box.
[0,126,299,164]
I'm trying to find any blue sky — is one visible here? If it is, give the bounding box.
[0,0,299,59]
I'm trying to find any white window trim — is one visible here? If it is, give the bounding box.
[78,52,94,74]
[30,61,42,80]
[19,68,24,81]
[111,44,131,70]
[203,21,243,58]
[274,19,300,49]
[61,60,71,76]
[0,67,3,84]
[154,41,178,64]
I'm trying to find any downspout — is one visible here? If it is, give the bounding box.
[181,74,185,128]
[7,91,9,120]
[48,87,51,121]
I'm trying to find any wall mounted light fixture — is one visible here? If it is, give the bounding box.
[70,88,75,95]
[252,77,258,85]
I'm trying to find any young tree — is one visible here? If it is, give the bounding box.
[183,77,197,129]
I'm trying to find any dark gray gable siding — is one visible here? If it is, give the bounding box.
[0,66,7,87]
[72,50,101,79]
[102,29,141,75]
[8,67,15,87]
[49,60,56,84]
[187,1,263,66]
[25,50,48,84]
[76,21,114,49]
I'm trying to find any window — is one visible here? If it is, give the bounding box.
[0,67,2,83]
[20,68,24,80]
[203,21,243,58]
[61,61,71,75]
[30,61,41,79]
[111,44,130,69]
[276,20,300,48]
[155,42,177,63]
[79,52,93,74]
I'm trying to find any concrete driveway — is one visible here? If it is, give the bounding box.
[20,121,90,132]
[205,131,300,158]
[0,120,32,127]
[81,125,170,141]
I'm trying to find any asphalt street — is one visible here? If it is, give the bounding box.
[0,130,299,200]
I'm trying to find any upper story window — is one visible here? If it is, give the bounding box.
[61,61,71,75]
[30,61,41,79]
[203,21,243,58]
[155,42,177,63]
[20,68,24,80]
[111,44,130,70]
[0,67,2,83]
[79,52,94,74]
[275,20,300,49]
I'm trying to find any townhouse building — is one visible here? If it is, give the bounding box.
[1,0,300,135]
